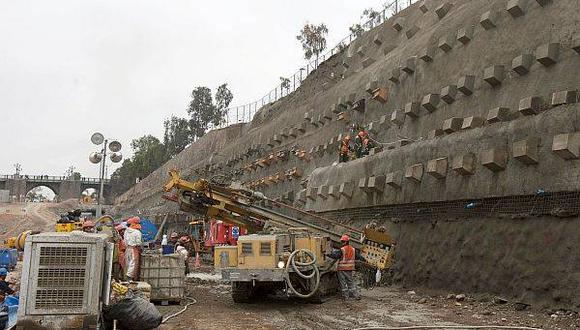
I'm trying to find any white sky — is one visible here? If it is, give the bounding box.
[0,0,381,178]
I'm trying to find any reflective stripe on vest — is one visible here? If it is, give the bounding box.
[337,245,355,271]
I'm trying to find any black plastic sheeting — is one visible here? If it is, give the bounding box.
[103,293,162,330]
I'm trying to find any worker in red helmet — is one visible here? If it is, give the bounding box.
[124,217,142,281]
[339,135,352,163]
[81,221,95,233]
[326,234,366,300]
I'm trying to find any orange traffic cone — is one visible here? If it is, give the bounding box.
[194,252,201,268]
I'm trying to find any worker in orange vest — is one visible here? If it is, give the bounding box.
[326,234,366,300]
[339,135,351,163]
[354,129,375,158]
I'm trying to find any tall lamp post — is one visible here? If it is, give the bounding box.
[89,132,123,217]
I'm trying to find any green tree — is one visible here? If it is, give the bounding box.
[110,135,169,194]
[164,115,192,158]
[349,24,364,37]
[296,23,329,63]
[187,84,234,139]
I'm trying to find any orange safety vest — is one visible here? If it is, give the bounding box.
[337,245,356,271]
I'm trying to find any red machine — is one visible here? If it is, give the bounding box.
[205,219,247,248]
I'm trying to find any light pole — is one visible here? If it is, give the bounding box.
[89,132,122,217]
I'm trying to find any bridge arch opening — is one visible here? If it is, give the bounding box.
[26,186,56,202]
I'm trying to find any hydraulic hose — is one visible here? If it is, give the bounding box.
[161,296,197,324]
[284,249,321,298]
[351,326,544,330]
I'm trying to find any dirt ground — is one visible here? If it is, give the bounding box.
[157,276,580,330]
[0,202,59,241]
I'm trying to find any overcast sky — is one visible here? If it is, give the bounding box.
[0,0,381,178]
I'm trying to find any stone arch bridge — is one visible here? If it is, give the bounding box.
[0,175,114,204]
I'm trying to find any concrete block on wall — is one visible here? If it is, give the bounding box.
[328,185,339,198]
[438,35,454,52]
[441,85,458,104]
[372,87,389,103]
[267,139,275,147]
[358,177,369,192]
[435,2,453,19]
[402,57,417,74]
[353,99,366,112]
[442,117,463,133]
[518,96,543,115]
[391,109,405,125]
[339,181,354,198]
[462,116,485,129]
[405,164,424,183]
[452,153,476,175]
[552,90,578,106]
[421,94,440,112]
[428,129,445,139]
[317,185,328,199]
[322,112,332,121]
[572,37,580,54]
[406,25,420,39]
[535,0,551,6]
[404,102,420,118]
[393,18,404,32]
[536,43,559,66]
[427,157,448,179]
[487,107,511,123]
[379,115,389,126]
[419,2,429,13]
[316,114,325,126]
[289,127,298,138]
[457,26,473,45]
[480,149,507,172]
[280,129,289,138]
[367,121,377,134]
[458,75,475,95]
[480,11,497,30]
[338,111,351,122]
[388,68,401,83]
[513,137,540,164]
[304,112,312,122]
[483,65,505,87]
[373,34,383,46]
[512,54,534,75]
[552,133,580,160]
[368,175,386,193]
[362,57,376,68]
[357,46,366,58]
[419,47,436,62]
[369,146,384,156]
[506,0,525,18]
[306,187,317,201]
[386,172,403,188]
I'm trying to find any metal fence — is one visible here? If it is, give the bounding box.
[215,0,417,128]
[0,174,108,184]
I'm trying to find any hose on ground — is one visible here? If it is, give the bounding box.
[351,326,544,330]
[284,249,321,298]
[161,296,197,324]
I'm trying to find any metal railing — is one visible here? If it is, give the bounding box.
[215,0,416,129]
[0,174,109,184]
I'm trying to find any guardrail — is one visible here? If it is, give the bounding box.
[216,0,416,128]
[0,175,109,184]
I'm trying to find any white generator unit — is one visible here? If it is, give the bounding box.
[16,232,113,330]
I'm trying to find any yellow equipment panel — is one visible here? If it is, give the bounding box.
[360,229,394,270]
[237,235,276,269]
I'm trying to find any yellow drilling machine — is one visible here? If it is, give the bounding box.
[163,170,394,302]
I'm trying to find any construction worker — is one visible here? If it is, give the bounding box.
[168,232,179,251]
[114,224,127,280]
[81,221,95,233]
[339,135,351,163]
[0,269,14,296]
[124,217,143,281]
[354,129,369,158]
[326,235,365,300]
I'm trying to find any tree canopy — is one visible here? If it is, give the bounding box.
[296,23,328,62]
